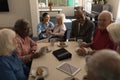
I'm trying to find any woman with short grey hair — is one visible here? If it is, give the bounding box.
[49,13,66,41]
[107,22,120,53]
[0,29,28,80]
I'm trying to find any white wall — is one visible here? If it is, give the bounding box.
[29,0,39,37]
[0,0,31,27]
[108,0,119,19]
[0,0,119,37]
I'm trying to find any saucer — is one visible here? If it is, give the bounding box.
[31,66,48,78]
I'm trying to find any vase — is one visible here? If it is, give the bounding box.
[49,6,52,11]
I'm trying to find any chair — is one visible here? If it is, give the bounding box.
[62,30,67,41]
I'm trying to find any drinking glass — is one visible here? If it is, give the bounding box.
[77,39,83,47]
[50,38,55,46]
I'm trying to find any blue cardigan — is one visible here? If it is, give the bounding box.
[0,51,29,80]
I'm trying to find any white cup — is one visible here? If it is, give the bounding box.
[50,38,55,46]
[77,39,83,46]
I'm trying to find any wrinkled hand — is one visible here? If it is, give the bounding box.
[32,52,40,58]
[80,42,88,47]
[46,28,52,36]
[76,47,86,56]
[31,46,37,52]
[88,50,96,55]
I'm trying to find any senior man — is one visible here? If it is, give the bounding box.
[76,10,115,56]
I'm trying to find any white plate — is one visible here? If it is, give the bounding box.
[57,42,68,47]
[31,66,48,78]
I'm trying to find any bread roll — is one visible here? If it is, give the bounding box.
[36,67,43,76]
[60,42,65,46]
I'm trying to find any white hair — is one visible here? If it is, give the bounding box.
[99,10,113,21]
[87,49,120,80]
[56,13,65,23]
[107,22,120,43]
[0,29,16,56]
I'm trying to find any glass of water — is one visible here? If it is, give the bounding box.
[77,39,83,47]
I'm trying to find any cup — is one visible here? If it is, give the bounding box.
[50,38,55,46]
[77,39,83,46]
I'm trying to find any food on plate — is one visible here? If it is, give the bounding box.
[60,42,66,46]
[36,67,43,76]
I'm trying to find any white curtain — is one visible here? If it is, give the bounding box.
[116,0,120,22]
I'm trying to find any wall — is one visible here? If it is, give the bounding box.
[0,0,119,37]
[0,0,31,27]
[108,0,119,19]
[29,0,39,37]
[39,7,74,17]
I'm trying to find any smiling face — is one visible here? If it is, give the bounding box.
[56,18,62,25]
[98,12,112,30]
[74,10,85,24]
[43,14,50,23]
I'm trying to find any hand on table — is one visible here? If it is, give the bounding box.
[32,52,41,58]
[76,47,86,56]
[76,47,94,56]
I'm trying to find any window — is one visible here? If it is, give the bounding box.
[38,0,83,7]
[38,0,92,12]
[116,0,120,22]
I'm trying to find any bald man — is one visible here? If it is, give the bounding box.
[76,11,116,56]
[92,10,115,50]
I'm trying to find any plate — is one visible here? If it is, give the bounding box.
[31,66,48,78]
[57,42,68,47]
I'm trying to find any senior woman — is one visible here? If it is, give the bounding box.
[49,13,66,41]
[0,29,29,80]
[107,22,120,53]
[84,49,120,80]
[14,19,39,68]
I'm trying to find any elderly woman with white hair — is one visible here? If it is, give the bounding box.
[84,49,120,80]
[107,22,120,53]
[0,29,29,80]
[49,13,66,41]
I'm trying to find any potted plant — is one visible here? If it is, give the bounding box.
[48,1,53,11]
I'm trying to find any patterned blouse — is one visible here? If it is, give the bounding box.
[15,34,37,63]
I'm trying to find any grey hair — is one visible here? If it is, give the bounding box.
[87,49,120,80]
[56,13,65,23]
[0,29,16,56]
[107,22,120,43]
[99,10,113,21]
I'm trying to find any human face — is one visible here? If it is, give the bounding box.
[98,13,111,30]
[43,15,50,23]
[75,11,85,24]
[56,18,62,25]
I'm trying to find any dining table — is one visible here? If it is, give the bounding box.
[28,41,86,80]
